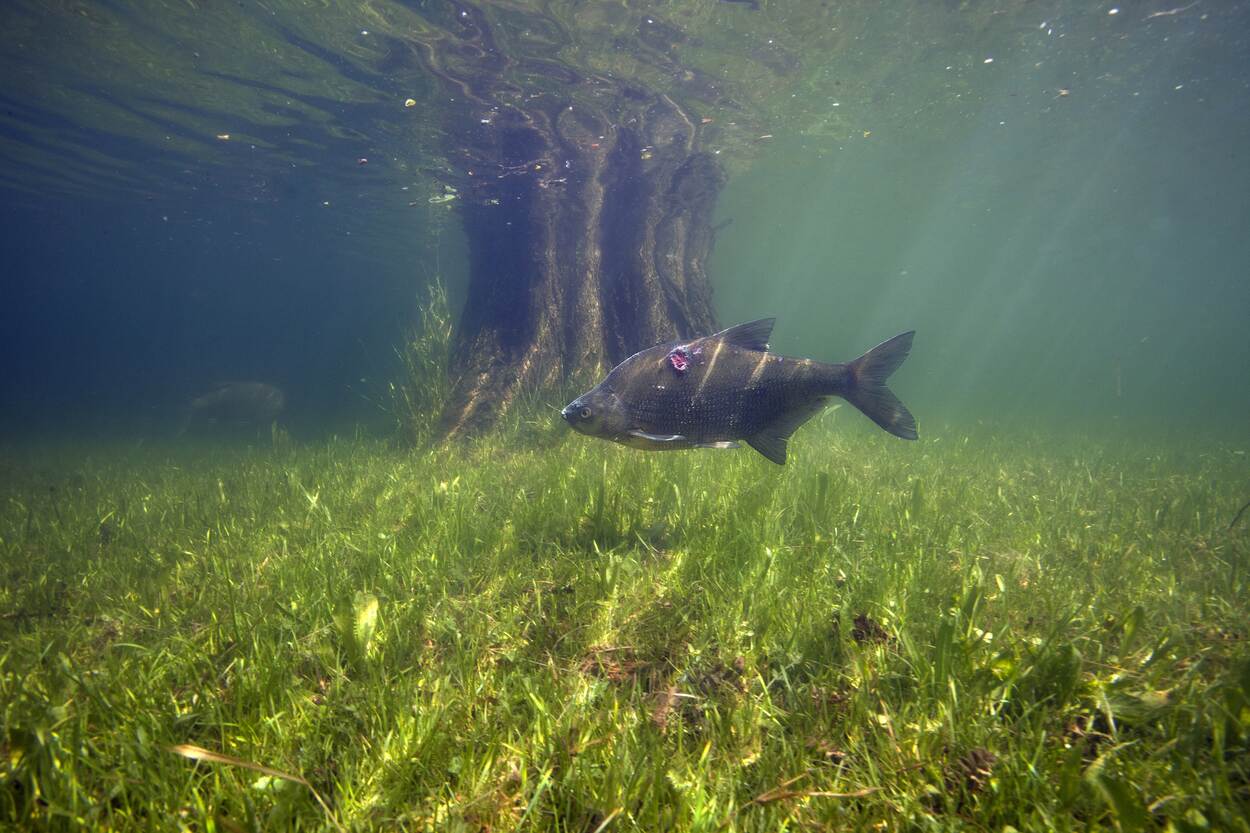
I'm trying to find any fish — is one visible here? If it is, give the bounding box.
[179,381,286,435]
[561,319,916,465]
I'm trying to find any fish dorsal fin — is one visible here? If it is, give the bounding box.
[712,318,775,351]
[746,397,830,465]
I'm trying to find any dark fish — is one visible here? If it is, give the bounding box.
[561,319,916,465]
[179,381,286,435]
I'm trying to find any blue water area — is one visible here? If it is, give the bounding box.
[0,1,1246,440]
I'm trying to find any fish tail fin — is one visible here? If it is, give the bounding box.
[841,331,918,440]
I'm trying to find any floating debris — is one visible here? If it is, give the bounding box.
[404,98,416,108]
[1146,3,1200,20]
[428,184,458,204]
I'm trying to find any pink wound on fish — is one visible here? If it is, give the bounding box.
[668,347,690,372]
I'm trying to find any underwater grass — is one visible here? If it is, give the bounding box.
[1,420,1248,831]
[388,279,455,448]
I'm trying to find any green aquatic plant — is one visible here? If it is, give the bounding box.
[334,591,381,674]
[167,743,345,832]
[389,279,454,447]
[0,428,1247,830]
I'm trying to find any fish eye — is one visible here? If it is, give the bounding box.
[579,406,592,420]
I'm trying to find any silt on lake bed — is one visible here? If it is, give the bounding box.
[562,318,916,464]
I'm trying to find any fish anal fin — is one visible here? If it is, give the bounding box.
[746,397,829,465]
[713,318,775,351]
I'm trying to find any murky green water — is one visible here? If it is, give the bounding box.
[4,1,1247,436]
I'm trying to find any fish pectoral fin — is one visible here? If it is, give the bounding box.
[623,430,733,452]
[745,434,787,465]
[627,429,686,443]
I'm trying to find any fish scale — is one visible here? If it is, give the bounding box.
[625,352,822,441]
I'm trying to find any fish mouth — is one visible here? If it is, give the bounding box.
[560,403,577,425]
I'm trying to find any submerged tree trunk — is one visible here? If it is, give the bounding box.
[409,9,727,436]
[440,98,724,436]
